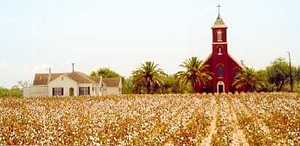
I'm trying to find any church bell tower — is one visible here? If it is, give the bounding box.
[212,5,228,56]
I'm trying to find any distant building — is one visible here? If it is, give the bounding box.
[199,8,243,93]
[23,70,122,97]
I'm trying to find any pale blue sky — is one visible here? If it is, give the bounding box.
[0,0,299,87]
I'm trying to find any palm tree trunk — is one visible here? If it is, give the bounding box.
[147,81,151,94]
[192,81,197,93]
[278,81,284,91]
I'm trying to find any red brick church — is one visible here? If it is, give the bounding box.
[200,8,243,93]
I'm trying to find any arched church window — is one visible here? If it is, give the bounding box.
[218,48,222,55]
[216,64,224,77]
[217,30,222,42]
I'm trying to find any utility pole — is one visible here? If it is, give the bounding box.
[288,51,293,92]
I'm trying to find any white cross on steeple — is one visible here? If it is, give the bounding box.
[217,4,221,17]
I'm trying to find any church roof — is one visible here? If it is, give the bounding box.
[212,15,227,28]
[202,53,244,70]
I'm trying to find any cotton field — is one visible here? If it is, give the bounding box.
[0,93,299,145]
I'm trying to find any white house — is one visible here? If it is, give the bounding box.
[23,71,122,97]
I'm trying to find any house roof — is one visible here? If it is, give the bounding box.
[33,73,62,85]
[33,72,95,85]
[102,78,121,87]
[68,72,95,84]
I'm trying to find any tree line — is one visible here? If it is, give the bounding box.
[1,57,299,97]
[0,81,30,97]
[90,57,300,94]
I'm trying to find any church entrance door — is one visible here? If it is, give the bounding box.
[217,81,225,93]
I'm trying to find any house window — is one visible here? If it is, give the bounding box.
[79,87,90,96]
[53,88,64,96]
[216,65,224,77]
[217,30,222,42]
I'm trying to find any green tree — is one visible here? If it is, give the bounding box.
[233,67,263,92]
[176,57,211,92]
[159,75,192,94]
[0,86,22,98]
[296,66,300,92]
[256,69,274,91]
[266,58,294,91]
[9,86,22,97]
[90,68,120,82]
[0,87,9,97]
[296,66,300,82]
[132,61,166,94]
[122,77,134,94]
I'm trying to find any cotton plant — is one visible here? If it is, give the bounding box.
[0,93,299,145]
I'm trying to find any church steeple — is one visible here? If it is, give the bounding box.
[212,4,227,28]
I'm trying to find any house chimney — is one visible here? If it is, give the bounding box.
[48,68,52,83]
[72,63,75,73]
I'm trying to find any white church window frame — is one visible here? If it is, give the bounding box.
[217,30,222,42]
[218,48,222,55]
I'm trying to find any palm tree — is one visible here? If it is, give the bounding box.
[233,67,263,92]
[132,61,166,94]
[90,68,120,82]
[176,57,211,92]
